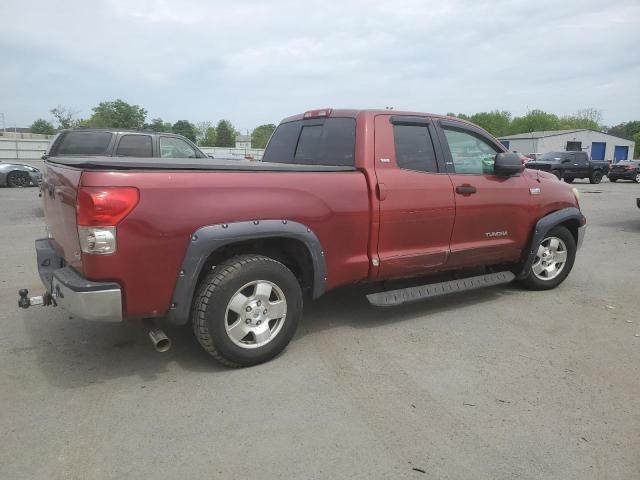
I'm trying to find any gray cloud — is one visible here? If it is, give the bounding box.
[1,0,638,130]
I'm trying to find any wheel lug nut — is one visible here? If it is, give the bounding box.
[263,309,268,315]
[257,300,262,306]
[246,306,252,312]
[245,319,251,324]
[256,320,262,326]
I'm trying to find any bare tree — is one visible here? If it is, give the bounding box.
[50,105,80,129]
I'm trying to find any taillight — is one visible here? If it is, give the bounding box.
[77,187,139,226]
[76,187,139,255]
[625,166,635,170]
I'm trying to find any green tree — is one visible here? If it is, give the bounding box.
[251,124,276,148]
[468,111,512,137]
[85,99,147,129]
[30,118,55,135]
[559,108,603,131]
[172,120,197,142]
[144,118,173,132]
[509,109,561,134]
[195,121,213,145]
[215,120,237,147]
[50,105,80,129]
[200,127,217,147]
[634,132,640,159]
[606,121,640,140]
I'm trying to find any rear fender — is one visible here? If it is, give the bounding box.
[166,220,326,325]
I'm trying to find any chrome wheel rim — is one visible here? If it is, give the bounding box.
[224,280,287,349]
[532,236,568,281]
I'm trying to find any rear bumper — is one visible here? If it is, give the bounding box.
[608,173,636,180]
[35,238,122,322]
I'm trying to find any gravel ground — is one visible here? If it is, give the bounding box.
[1,179,639,480]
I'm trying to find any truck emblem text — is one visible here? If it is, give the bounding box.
[485,231,508,238]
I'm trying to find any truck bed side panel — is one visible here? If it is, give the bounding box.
[79,170,371,319]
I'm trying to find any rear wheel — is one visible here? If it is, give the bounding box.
[634,173,640,183]
[609,177,617,182]
[589,171,603,184]
[551,169,562,180]
[6,171,30,188]
[517,225,576,291]
[191,254,303,367]
[563,177,574,183]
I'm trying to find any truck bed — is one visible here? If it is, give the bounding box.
[47,156,356,172]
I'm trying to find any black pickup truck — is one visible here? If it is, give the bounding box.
[44,128,209,160]
[524,151,609,184]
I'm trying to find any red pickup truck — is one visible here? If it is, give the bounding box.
[20,109,586,367]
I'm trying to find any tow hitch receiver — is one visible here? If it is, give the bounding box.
[18,289,56,309]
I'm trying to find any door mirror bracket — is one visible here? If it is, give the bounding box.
[494,152,524,176]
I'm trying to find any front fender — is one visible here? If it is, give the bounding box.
[517,207,586,279]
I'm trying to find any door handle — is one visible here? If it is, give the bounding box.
[376,183,387,201]
[455,184,477,195]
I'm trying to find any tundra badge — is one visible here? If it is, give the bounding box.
[485,231,508,238]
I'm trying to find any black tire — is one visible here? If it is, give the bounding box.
[589,171,603,184]
[6,171,30,188]
[563,177,574,183]
[634,173,640,184]
[609,177,617,182]
[191,254,303,367]
[551,169,562,180]
[517,225,576,291]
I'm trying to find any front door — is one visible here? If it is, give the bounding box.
[435,120,536,268]
[374,114,456,279]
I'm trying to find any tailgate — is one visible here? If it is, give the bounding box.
[41,163,83,271]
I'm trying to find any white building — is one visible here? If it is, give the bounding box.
[498,129,635,162]
[235,134,251,149]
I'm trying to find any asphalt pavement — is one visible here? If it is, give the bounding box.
[1,179,639,479]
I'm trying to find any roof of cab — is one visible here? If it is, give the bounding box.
[280,109,479,129]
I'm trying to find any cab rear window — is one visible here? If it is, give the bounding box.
[54,131,113,156]
[263,118,355,167]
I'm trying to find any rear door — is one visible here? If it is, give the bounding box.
[572,152,590,177]
[434,120,534,268]
[374,114,455,279]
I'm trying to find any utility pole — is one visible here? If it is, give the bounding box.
[1,112,5,133]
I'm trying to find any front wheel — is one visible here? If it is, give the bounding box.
[609,177,617,182]
[589,171,603,184]
[634,173,640,183]
[551,169,562,180]
[517,225,576,291]
[6,171,30,188]
[563,177,574,184]
[191,254,303,367]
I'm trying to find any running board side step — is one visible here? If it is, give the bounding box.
[366,271,515,307]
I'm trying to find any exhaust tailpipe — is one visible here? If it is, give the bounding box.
[145,320,172,353]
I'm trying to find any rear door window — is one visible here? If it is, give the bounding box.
[116,135,152,157]
[393,125,438,173]
[263,118,356,166]
[54,131,113,155]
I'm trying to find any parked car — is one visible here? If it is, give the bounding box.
[19,109,586,367]
[526,153,544,161]
[44,128,209,160]
[524,151,609,184]
[607,160,640,183]
[0,161,41,187]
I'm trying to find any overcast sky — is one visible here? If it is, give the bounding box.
[1,0,639,131]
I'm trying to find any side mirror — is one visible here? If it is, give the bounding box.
[494,152,524,176]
